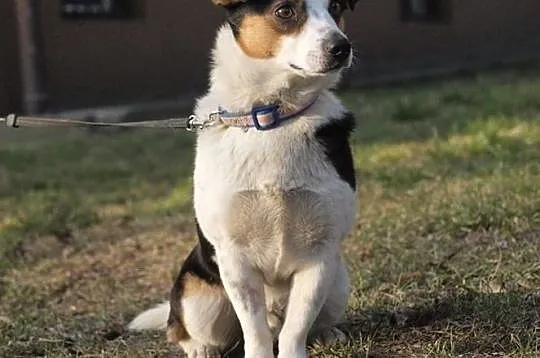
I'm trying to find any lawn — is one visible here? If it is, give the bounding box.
[0,67,539,357]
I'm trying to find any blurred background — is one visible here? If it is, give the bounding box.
[1,1,539,357]
[1,0,540,115]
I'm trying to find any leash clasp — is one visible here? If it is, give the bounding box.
[186,111,222,132]
[1,114,17,128]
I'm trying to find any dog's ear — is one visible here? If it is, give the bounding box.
[212,0,247,6]
[347,0,359,11]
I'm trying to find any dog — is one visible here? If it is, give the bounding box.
[128,1,358,357]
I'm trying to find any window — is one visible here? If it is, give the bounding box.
[401,0,451,23]
[61,0,142,19]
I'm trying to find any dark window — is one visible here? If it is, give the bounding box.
[61,0,142,19]
[401,0,451,23]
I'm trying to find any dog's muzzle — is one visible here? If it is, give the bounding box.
[322,33,352,72]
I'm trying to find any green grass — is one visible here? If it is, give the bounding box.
[1,68,539,357]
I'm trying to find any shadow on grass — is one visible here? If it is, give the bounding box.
[344,291,539,357]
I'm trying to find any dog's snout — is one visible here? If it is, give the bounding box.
[326,36,351,63]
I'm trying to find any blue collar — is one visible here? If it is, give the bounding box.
[218,95,319,131]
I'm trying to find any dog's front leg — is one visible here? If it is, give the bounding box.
[277,255,338,358]
[217,250,274,358]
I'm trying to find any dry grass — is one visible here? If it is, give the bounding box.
[1,67,539,357]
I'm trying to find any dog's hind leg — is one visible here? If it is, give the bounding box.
[167,272,242,357]
[166,236,242,358]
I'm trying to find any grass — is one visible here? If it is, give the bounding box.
[1,67,539,357]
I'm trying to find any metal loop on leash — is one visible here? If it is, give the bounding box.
[0,114,16,128]
[186,111,221,131]
[186,115,205,132]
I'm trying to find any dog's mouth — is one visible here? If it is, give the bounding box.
[318,63,344,73]
[289,63,344,75]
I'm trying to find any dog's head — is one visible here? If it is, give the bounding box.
[212,0,357,76]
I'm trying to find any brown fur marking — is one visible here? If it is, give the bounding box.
[182,273,224,297]
[167,322,189,343]
[237,0,307,59]
[167,273,226,344]
[238,15,283,59]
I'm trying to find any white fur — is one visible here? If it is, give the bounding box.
[127,302,169,331]
[279,0,352,74]
[129,1,356,357]
[193,20,355,358]
[181,294,240,348]
[208,25,342,114]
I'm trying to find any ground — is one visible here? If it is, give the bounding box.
[0,67,539,357]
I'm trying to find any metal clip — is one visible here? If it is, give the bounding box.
[208,110,223,124]
[0,114,17,127]
[186,111,221,132]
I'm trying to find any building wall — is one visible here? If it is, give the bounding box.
[37,1,223,109]
[0,1,21,114]
[350,0,540,77]
[2,0,540,112]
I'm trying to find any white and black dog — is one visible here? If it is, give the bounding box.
[129,0,358,357]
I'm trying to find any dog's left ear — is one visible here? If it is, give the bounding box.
[347,0,359,11]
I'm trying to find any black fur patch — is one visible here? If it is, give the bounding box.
[315,112,356,190]
[190,221,221,282]
[346,0,359,11]
[167,220,221,328]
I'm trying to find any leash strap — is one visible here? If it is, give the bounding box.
[0,113,206,131]
[1,95,319,132]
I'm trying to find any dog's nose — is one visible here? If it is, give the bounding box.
[326,36,352,63]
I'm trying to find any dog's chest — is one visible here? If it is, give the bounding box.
[196,120,331,190]
[194,116,356,262]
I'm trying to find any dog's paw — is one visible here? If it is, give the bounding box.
[185,346,221,358]
[310,327,347,346]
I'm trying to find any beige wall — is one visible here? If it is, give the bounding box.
[2,0,540,112]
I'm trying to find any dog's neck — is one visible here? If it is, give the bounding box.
[208,25,341,113]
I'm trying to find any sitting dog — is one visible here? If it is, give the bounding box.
[128,1,358,357]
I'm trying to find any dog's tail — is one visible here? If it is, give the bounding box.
[127,302,170,331]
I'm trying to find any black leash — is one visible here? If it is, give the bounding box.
[0,113,215,131]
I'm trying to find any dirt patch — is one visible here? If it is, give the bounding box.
[1,219,196,317]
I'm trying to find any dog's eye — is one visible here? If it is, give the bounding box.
[329,0,343,16]
[275,5,295,19]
